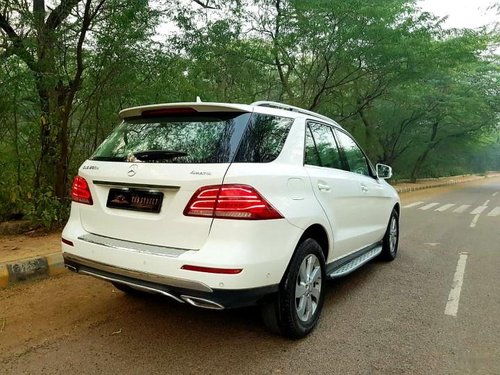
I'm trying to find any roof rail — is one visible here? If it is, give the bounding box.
[251,101,339,127]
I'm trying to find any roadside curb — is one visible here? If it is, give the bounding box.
[0,252,65,288]
[393,175,488,194]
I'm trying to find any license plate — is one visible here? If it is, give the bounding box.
[106,188,163,213]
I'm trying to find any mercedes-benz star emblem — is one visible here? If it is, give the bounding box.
[127,164,138,177]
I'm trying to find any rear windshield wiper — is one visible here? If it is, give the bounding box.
[133,150,187,161]
[91,156,127,161]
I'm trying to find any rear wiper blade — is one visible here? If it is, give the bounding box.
[133,150,187,161]
[91,156,126,161]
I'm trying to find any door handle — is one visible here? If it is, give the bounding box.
[318,183,331,192]
[360,184,368,193]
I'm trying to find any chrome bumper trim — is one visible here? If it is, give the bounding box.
[63,253,213,292]
[92,180,180,190]
[77,233,194,258]
[80,269,185,303]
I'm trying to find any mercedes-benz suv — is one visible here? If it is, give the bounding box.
[62,101,400,338]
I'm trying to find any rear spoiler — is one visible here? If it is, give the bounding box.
[119,102,253,119]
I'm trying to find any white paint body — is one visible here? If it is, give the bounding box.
[62,102,400,292]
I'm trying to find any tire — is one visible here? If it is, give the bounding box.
[380,209,399,261]
[261,238,326,339]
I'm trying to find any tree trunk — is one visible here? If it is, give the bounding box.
[34,78,71,200]
[34,81,55,191]
[55,94,70,200]
[358,106,378,160]
[410,122,439,182]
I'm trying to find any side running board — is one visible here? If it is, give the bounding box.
[328,245,382,279]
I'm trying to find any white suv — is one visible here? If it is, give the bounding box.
[62,101,400,338]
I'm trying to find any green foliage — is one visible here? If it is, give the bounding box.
[0,184,24,221]
[0,0,499,227]
[25,191,70,230]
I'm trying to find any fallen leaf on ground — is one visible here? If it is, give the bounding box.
[0,317,6,333]
[111,329,122,335]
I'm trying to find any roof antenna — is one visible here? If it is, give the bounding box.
[196,96,202,103]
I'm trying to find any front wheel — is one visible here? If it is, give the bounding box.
[261,238,326,339]
[380,209,399,261]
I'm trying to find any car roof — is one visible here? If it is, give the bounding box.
[119,101,342,128]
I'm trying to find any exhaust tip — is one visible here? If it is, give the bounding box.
[65,264,78,272]
[181,295,224,310]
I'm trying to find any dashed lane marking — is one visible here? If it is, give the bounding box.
[487,207,500,217]
[403,201,424,209]
[445,253,468,317]
[470,206,487,215]
[470,200,490,228]
[453,205,471,213]
[470,215,480,228]
[405,199,498,222]
[493,192,498,197]
[435,204,455,212]
[419,203,440,210]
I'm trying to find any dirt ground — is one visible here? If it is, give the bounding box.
[0,232,61,263]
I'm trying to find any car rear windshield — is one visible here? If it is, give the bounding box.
[91,111,293,164]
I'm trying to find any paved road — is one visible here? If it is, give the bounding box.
[1,177,499,374]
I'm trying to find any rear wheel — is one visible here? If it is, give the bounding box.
[261,238,326,338]
[380,209,399,261]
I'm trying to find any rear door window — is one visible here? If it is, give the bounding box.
[305,122,343,169]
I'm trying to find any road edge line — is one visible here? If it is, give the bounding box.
[444,252,469,317]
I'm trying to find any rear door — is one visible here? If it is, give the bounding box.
[304,121,367,259]
[78,110,251,250]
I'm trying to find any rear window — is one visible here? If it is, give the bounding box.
[91,112,293,164]
[91,112,250,163]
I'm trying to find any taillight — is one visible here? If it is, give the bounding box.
[71,176,93,205]
[183,184,283,220]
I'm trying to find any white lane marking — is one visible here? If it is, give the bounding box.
[470,215,480,228]
[419,202,440,210]
[470,200,490,227]
[453,205,471,213]
[435,203,455,212]
[403,201,424,209]
[445,253,468,317]
[470,206,487,215]
[487,207,500,217]
[493,192,498,197]
[424,243,440,247]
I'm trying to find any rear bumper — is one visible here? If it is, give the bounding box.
[64,253,278,309]
[62,209,303,290]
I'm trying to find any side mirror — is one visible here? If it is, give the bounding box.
[376,163,392,179]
